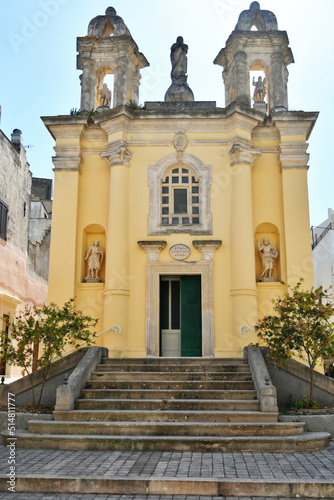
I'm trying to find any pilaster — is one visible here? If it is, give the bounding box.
[229,142,261,335]
[279,141,313,286]
[101,140,132,354]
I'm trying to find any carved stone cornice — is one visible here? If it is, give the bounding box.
[138,241,167,262]
[101,140,132,167]
[279,143,309,170]
[192,240,222,261]
[228,143,261,167]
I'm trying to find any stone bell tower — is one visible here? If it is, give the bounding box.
[214,1,294,113]
[77,7,149,111]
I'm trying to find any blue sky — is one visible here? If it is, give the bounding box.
[0,0,333,227]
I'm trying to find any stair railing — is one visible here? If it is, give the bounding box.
[61,324,121,357]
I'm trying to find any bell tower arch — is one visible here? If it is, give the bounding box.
[77,7,149,111]
[214,2,294,113]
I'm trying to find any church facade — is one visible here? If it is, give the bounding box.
[44,3,316,358]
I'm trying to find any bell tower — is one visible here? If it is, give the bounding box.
[214,2,294,113]
[77,7,149,111]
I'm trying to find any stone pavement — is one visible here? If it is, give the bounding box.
[0,442,332,499]
[0,494,330,499]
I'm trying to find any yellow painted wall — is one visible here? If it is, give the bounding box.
[47,108,315,359]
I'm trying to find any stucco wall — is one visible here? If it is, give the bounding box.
[0,131,31,253]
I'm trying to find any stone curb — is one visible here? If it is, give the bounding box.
[0,412,53,433]
[0,475,333,497]
[279,414,334,437]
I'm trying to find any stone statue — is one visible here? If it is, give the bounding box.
[84,240,104,282]
[170,36,188,83]
[164,36,194,102]
[97,83,112,107]
[252,76,266,102]
[257,237,278,281]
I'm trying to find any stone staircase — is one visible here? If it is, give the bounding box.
[3,357,330,452]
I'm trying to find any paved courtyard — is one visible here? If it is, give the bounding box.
[0,442,333,499]
[0,444,333,480]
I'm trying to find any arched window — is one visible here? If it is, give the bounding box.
[161,167,200,226]
[148,153,212,235]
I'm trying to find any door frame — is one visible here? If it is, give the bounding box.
[138,240,221,358]
[146,260,214,357]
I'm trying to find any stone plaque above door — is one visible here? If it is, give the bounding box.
[169,244,191,261]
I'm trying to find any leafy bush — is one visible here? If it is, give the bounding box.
[255,279,334,402]
[4,300,98,408]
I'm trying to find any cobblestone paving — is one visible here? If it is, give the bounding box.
[0,444,333,481]
[0,495,329,500]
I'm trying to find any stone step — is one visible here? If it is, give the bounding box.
[96,363,250,373]
[85,380,255,390]
[101,357,248,365]
[75,398,261,411]
[0,473,333,499]
[27,420,304,437]
[80,388,258,400]
[91,370,253,381]
[3,429,330,452]
[54,409,277,423]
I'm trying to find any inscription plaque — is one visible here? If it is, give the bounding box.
[170,244,191,261]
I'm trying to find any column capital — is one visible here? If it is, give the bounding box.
[101,140,132,167]
[138,241,167,261]
[52,146,82,172]
[116,54,129,69]
[229,143,261,167]
[279,143,309,170]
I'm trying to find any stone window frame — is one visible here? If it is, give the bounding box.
[0,199,8,242]
[148,153,212,235]
[161,165,200,227]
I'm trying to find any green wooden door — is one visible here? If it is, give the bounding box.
[180,275,202,357]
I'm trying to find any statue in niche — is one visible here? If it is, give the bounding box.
[97,83,112,107]
[84,240,104,282]
[256,237,278,281]
[170,36,188,83]
[252,76,266,102]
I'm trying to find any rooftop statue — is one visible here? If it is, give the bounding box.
[171,36,188,84]
[165,36,194,102]
[88,7,131,37]
[235,2,278,31]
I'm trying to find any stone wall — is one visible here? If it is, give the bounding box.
[28,220,51,282]
[31,177,52,201]
[0,130,31,253]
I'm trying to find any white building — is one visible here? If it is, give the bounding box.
[312,209,334,291]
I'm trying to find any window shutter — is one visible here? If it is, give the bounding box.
[0,200,8,241]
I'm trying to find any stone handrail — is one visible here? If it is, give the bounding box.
[244,346,278,413]
[55,346,108,411]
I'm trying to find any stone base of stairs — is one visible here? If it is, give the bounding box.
[0,473,333,498]
[2,429,330,452]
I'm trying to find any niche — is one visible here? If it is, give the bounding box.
[82,224,106,283]
[255,222,280,282]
